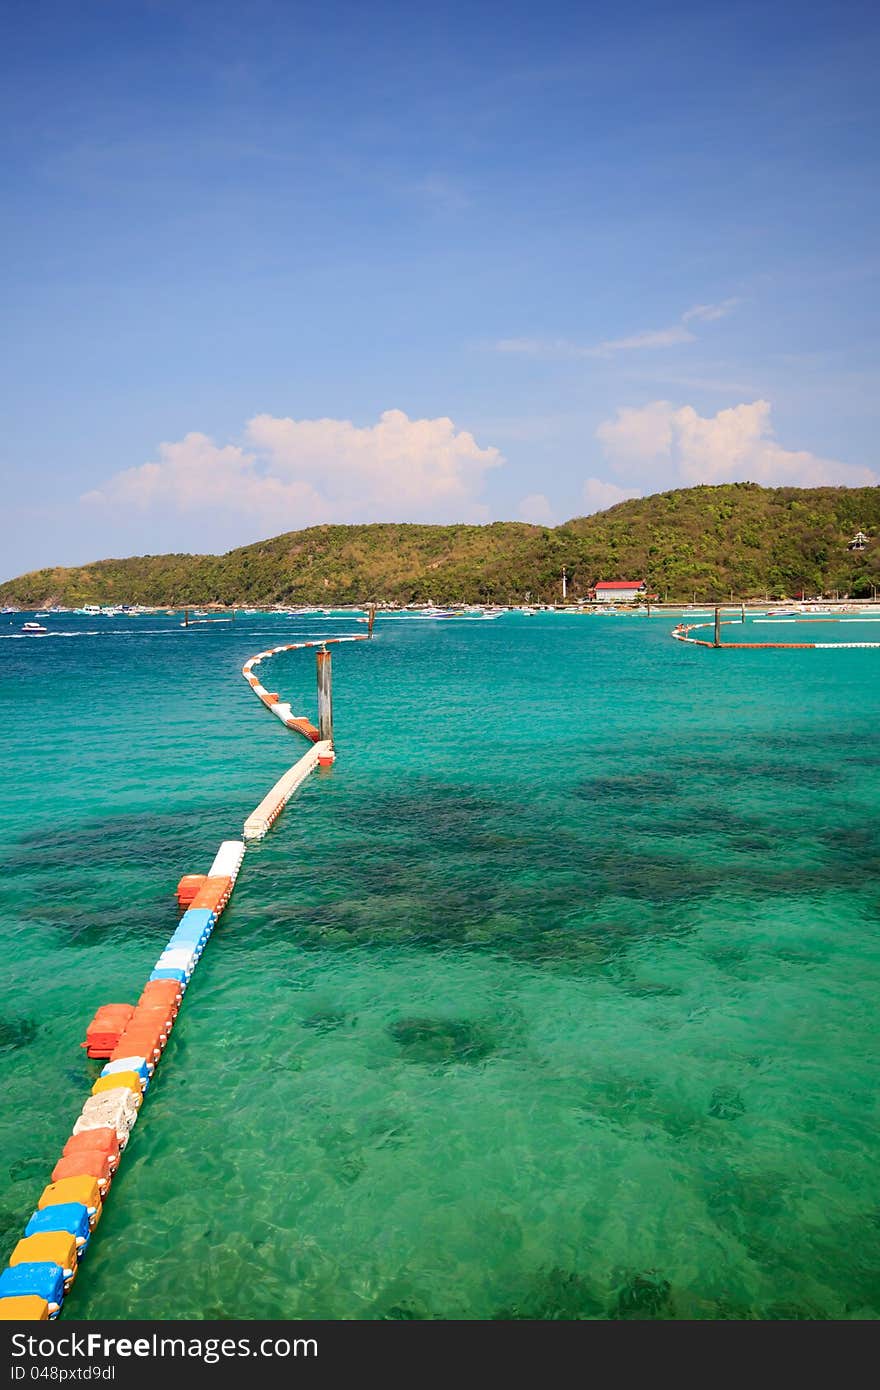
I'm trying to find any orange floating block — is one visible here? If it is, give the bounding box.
[38,1176,102,1224]
[138,980,181,1014]
[176,873,206,901]
[189,875,232,912]
[51,1150,113,1190]
[111,1027,164,1063]
[84,1003,135,1058]
[0,1295,49,1320]
[63,1127,119,1169]
[11,1232,78,1282]
[129,1005,172,1034]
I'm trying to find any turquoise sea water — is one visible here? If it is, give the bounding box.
[0,610,878,1320]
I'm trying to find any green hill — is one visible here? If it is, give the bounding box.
[2,483,878,606]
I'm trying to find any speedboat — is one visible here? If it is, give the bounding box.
[22,621,47,634]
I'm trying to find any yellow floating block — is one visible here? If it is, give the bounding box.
[0,1295,49,1320]
[38,1176,102,1223]
[11,1232,78,1280]
[91,1071,143,1102]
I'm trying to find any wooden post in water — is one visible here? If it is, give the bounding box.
[183,608,189,628]
[741,601,745,623]
[714,606,721,647]
[367,603,376,638]
[316,645,333,744]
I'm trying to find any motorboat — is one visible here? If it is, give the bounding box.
[22,621,47,634]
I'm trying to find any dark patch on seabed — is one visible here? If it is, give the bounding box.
[8,1155,52,1184]
[0,1205,31,1251]
[0,1017,38,1051]
[644,801,763,838]
[345,782,513,842]
[708,1085,746,1120]
[757,726,877,755]
[672,754,841,789]
[493,1267,606,1319]
[11,898,168,949]
[819,825,880,855]
[611,1271,673,1319]
[3,807,229,874]
[300,1007,354,1033]
[574,773,679,802]
[388,1016,497,1065]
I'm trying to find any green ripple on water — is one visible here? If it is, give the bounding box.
[0,613,879,1318]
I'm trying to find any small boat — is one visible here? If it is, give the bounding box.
[22,621,47,634]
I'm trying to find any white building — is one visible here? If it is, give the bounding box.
[591,580,647,603]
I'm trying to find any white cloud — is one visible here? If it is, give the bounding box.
[491,296,740,360]
[83,409,504,531]
[596,401,675,468]
[518,492,555,524]
[590,325,695,357]
[681,298,740,324]
[596,399,879,490]
[581,478,642,514]
[493,337,581,357]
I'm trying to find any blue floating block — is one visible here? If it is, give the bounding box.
[100,1059,151,1087]
[169,922,210,943]
[154,957,196,978]
[178,908,214,933]
[0,1263,66,1310]
[25,1204,91,1249]
[166,931,207,953]
[149,967,188,984]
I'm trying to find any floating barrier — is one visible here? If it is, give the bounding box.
[671,618,880,651]
[243,740,333,841]
[3,629,371,1317]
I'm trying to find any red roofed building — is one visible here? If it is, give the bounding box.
[590,580,647,603]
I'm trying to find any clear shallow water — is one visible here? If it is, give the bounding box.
[0,610,878,1320]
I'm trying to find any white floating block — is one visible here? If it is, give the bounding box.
[243,741,330,841]
[74,1089,140,1143]
[209,840,245,879]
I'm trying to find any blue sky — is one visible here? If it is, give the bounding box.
[2,0,879,578]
